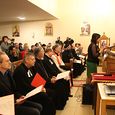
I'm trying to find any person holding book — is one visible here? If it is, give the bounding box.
[13,52,56,115]
[0,51,42,115]
[42,48,71,96]
[34,47,69,110]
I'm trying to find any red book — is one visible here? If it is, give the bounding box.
[92,73,115,80]
[31,73,46,87]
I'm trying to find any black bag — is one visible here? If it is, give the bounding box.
[82,84,93,105]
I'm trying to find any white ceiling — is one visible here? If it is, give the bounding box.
[0,0,57,23]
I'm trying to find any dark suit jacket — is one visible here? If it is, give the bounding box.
[0,70,21,99]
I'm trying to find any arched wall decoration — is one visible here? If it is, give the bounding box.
[98,32,110,50]
[45,22,53,36]
[12,25,20,37]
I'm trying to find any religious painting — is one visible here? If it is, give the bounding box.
[80,21,90,36]
[45,22,53,36]
[98,33,110,50]
[100,40,107,49]
[12,25,20,37]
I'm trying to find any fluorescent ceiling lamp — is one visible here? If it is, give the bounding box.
[17,17,26,20]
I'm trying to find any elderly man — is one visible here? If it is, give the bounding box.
[34,47,69,110]
[0,51,42,115]
[13,52,56,115]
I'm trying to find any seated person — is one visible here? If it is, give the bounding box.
[14,43,21,58]
[51,44,65,72]
[8,46,19,62]
[20,43,29,59]
[0,51,42,115]
[34,47,69,110]
[62,43,85,78]
[13,52,56,115]
[29,45,36,53]
[62,43,74,70]
[43,48,71,96]
[75,43,83,55]
[19,43,23,51]
[55,36,63,45]
[0,36,10,54]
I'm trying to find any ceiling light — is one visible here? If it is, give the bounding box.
[17,17,26,20]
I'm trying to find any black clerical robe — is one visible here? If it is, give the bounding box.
[13,63,36,95]
[62,50,73,63]
[35,58,51,83]
[35,58,69,110]
[43,55,70,93]
[42,55,61,77]
[13,63,56,115]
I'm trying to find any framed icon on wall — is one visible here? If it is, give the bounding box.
[45,22,53,36]
[80,21,90,36]
[12,25,20,37]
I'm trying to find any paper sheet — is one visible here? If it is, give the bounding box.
[24,85,43,99]
[0,94,15,115]
[56,71,70,80]
[79,55,85,59]
[74,59,81,64]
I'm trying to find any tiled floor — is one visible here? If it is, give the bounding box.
[56,67,115,115]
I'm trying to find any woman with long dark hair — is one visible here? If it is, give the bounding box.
[87,33,100,83]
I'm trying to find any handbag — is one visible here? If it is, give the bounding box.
[82,84,94,105]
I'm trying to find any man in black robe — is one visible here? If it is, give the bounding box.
[0,51,42,115]
[42,48,71,96]
[62,43,85,78]
[13,52,56,115]
[34,47,69,110]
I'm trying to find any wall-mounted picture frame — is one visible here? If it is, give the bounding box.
[12,25,20,37]
[45,22,53,36]
[80,21,90,36]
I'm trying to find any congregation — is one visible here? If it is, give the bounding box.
[0,35,86,115]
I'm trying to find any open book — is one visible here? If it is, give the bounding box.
[56,71,70,80]
[24,85,43,99]
[74,59,81,64]
[78,55,85,59]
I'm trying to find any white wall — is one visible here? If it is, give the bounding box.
[0,0,115,53]
[56,0,115,52]
[0,20,61,47]
[28,0,58,17]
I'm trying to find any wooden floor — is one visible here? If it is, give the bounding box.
[56,67,115,115]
